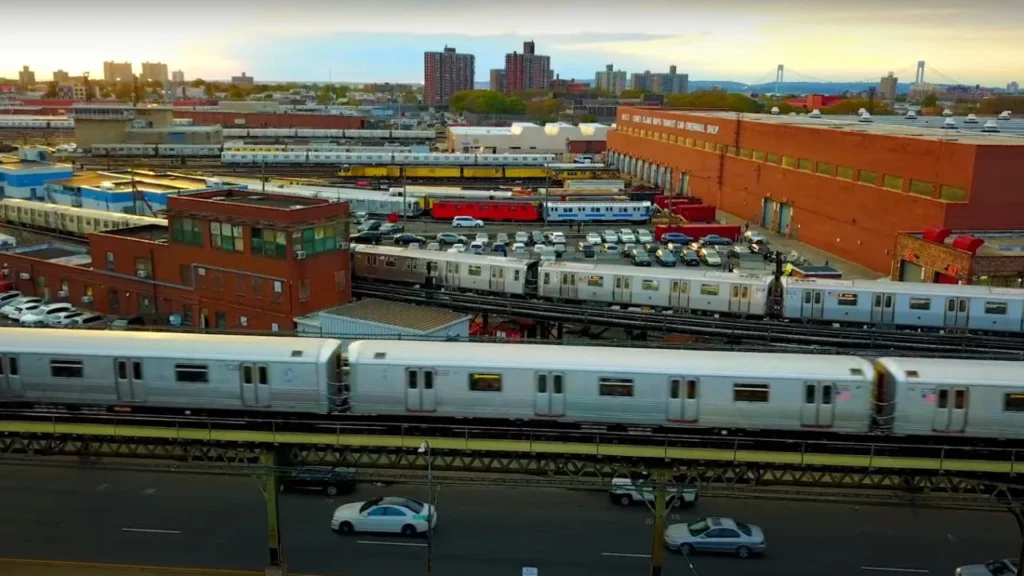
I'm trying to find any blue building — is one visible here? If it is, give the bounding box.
[42,171,241,215]
[0,148,74,200]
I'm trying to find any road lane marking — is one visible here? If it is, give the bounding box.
[357,540,427,548]
[602,553,651,559]
[121,528,181,535]
[861,568,929,573]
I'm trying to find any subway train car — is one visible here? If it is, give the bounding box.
[353,245,536,296]
[0,199,167,237]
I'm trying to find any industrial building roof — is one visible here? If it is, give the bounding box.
[52,171,221,193]
[907,230,1024,257]
[449,122,610,140]
[666,110,1024,145]
[8,242,91,266]
[316,298,470,333]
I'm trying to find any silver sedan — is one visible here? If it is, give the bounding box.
[663,517,766,558]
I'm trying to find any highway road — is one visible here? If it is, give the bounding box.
[0,463,1016,576]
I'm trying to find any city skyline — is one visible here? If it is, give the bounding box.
[2,0,1023,86]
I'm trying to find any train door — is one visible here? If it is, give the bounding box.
[613,276,632,304]
[943,297,969,328]
[559,272,578,299]
[667,377,699,423]
[871,294,895,323]
[932,387,968,433]
[405,369,436,413]
[800,382,835,427]
[533,372,566,417]
[800,290,825,319]
[489,266,505,292]
[0,355,21,397]
[729,285,752,314]
[114,358,146,402]
[445,262,460,288]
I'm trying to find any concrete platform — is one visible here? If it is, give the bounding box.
[718,211,884,280]
[0,559,312,576]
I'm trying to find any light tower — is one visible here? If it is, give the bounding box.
[916,60,926,84]
[775,64,784,95]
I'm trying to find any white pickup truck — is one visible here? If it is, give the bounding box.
[609,477,699,508]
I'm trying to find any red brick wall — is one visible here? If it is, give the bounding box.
[175,111,366,130]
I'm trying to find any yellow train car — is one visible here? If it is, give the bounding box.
[461,167,504,179]
[504,167,552,179]
[337,166,401,178]
[554,169,622,180]
[404,166,462,179]
[0,199,166,237]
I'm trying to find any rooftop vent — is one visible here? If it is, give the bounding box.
[858,113,873,123]
[982,120,1001,133]
[942,108,954,117]
[964,114,979,124]
[942,118,957,129]
[904,111,918,119]
[998,110,1012,120]
[769,106,780,115]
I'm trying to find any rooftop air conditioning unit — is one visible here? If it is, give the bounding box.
[136,270,150,278]
[81,296,93,303]
[295,250,307,260]
[18,272,30,280]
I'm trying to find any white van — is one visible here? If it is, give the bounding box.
[452,216,484,228]
[609,477,699,507]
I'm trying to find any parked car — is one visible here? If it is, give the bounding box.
[552,243,566,256]
[956,560,1018,576]
[357,220,382,233]
[330,497,436,535]
[353,212,369,224]
[68,313,107,327]
[469,241,485,254]
[378,223,403,236]
[0,291,23,306]
[530,231,545,245]
[45,309,87,326]
[539,247,557,261]
[609,476,698,507]
[631,251,652,267]
[495,233,510,245]
[619,229,637,243]
[700,234,733,247]
[663,517,765,558]
[1,296,42,317]
[581,244,597,259]
[425,242,441,251]
[492,243,507,256]
[655,249,678,267]
[663,242,685,254]
[8,302,43,321]
[586,232,603,246]
[435,232,466,245]
[681,250,701,266]
[661,232,691,245]
[514,231,529,245]
[393,233,427,246]
[601,243,620,255]
[475,232,490,245]
[350,231,382,245]
[749,241,772,255]
[452,216,484,228]
[450,243,466,253]
[549,232,566,244]
[110,316,145,330]
[622,243,637,257]
[635,229,654,244]
[602,229,619,243]
[743,230,766,244]
[511,242,528,255]
[20,303,75,325]
[280,466,357,497]
[700,248,723,267]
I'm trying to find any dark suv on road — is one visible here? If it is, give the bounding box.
[279,466,357,496]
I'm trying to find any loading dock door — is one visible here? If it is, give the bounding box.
[761,199,776,229]
[778,203,793,236]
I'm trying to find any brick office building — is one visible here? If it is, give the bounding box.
[0,189,351,331]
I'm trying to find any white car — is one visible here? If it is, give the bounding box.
[619,229,637,243]
[469,241,485,254]
[45,309,87,326]
[602,230,619,243]
[475,233,489,245]
[450,243,466,253]
[636,229,654,244]
[495,233,509,245]
[68,313,107,327]
[330,497,436,536]
[452,216,484,228]
[514,231,529,244]
[511,242,527,255]
[8,302,44,321]
[1,296,42,316]
[20,303,75,325]
[609,477,699,507]
[586,232,603,245]
[0,291,23,307]
[549,232,566,244]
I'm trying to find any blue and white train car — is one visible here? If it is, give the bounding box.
[352,245,534,296]
[545,201,652,223]
[346,340,876,432]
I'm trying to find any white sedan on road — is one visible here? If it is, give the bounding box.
[331,497,437,536]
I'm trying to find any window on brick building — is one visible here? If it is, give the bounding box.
[909,180,935,197]
[836,166,855,180]
[767,152,781,164]
[182,305,193,326]
[140,296,155,315]
[299,279,310,302]
[816,162,834,176]
[798,159,812,171]
[752,150,765,161]
[210,221,243,252]
[240,316,248,327]
[858,170,878,185]
[215,311,227,329]
[105,252,115,271]
[212,271,224,292]
[882,175,904,191]
[738,148,753,159]
[940,185,967,202]
[236,276,246,295]
[172,217,203,246]
[180,265,192,286]
[107,289,119,313]
[253,277,264,298]
[250,227,287,259]
[298,223,339,255]
[135,258,152,278]
[272,281,283,303]
[782,156,797,168]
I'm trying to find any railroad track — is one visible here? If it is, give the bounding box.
[352,281,1024,357]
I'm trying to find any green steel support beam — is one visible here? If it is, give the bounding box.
[261,451,285,576]
[649,468,670,576]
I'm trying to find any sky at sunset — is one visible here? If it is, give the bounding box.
[3,0,1021,86]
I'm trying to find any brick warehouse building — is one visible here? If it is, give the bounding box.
[607,107,1024,274]
[0,189,351,331]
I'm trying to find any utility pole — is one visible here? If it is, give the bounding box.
[419,441,434,576]
[649,468,670,576]
[1007,504,1024,574]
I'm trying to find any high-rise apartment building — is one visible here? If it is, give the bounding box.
[141,62,170,84]
[172,70,185,83]
[595,64,627,95]
[503,41,551,94]
[880,72,898,104]
[630,66,688,95]
[103,61,133,83]
[52,70,70,83]
[18,66,36,85]
[489,69,506,93]
[1009,81,1020,94]
[231,72,255,87]
[423,46,475,106]
[56,82,95,101]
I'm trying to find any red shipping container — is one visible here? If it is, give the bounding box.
[654,195,703,209]
[431,200,542,222]
[655,223,742,242]
[672,204,717,222]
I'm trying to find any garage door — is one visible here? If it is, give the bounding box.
[899,261,925,282]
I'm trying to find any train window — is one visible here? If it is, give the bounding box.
[670,379,681,399]
[51,360,84,379]
[937,389,949,409]
[117,360,128,380]
[469,373,502,392]
[959,299,968,313]
[384,258,397,269]
[1003,393,1024,412]
[733,383,769,403]
[587,276,604,288]
[537,374,547,394]
[544,272,551,285]
[686,380,697,399]
[615,277,622,289]
[681,283,689,294]
[837,293,858,306]
[407,371,418,390]
[8,357,17,376]
[258,365,269,385]
[514,271,521,282]
[804,384,816,404]
[700,284,719,296]
[175,364,209,384]
[553,375,563,394]
[821,385,833,405]
[671,281,679,294]
[468,265,482,277]
[731,286,739,298]
[909,297,931,311]
[742,286,749,298]
[884,295,892,308]
[423,371,433,390]
[599,378,634,397]
[814,292,822,305]
[947,299,956,313]
[243,365,254,385]
[132,361,143,381]
[954,389,966,410]
[985,301,1007,315]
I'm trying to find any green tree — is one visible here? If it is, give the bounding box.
[619,89,649,99]
[113,83,135,102]
[664,91,764,113]
[922,93,938,108]
[401,91,420,104]
[978,95,1024,115]
[579,113,598,123]
[227,86,245,100]
[43,82,58,98]
[316,85,334,105]
[449,90,526,115]
[525,98,563,123]
[823,98,892,115]
[190,78,206,87]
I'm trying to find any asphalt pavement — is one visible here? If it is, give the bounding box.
[0,464,1016,576]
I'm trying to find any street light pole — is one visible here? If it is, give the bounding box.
[419,441,434,576]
